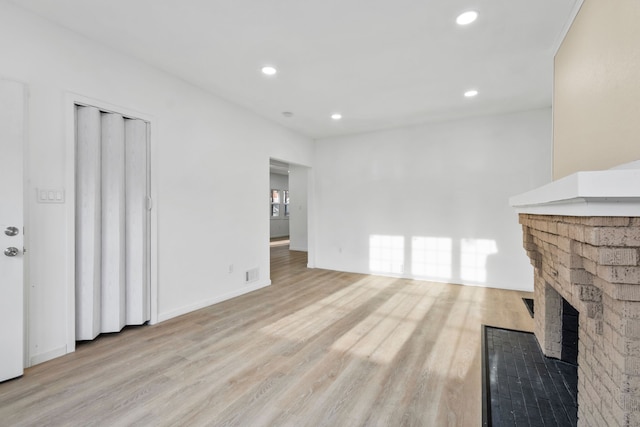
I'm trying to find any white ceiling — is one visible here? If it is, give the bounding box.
[11,0,578,139]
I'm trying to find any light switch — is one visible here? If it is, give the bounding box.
[37,188,65,204]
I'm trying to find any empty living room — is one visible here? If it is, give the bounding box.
[1,1,640,426]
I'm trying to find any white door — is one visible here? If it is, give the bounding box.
[0,80,25,382]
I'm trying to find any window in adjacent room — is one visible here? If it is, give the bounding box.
[271,189,280,217]
[283,190,290,217]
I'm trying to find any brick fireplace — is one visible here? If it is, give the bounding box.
[511,163,640,427]
[520,214,640,426]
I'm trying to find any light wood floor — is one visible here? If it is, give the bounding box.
[1,244,533,426]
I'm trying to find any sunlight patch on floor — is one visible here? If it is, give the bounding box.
[331,282,436,364]
[423,287,483,383]
[260,276,389,340]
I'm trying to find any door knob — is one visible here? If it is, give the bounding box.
[4,247,19,257]
[4,226,19,237]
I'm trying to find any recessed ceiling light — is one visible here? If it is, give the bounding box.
[464,89,479,97]
[331,113,342,120]
[456,11,478,25]
[261,66,277,76]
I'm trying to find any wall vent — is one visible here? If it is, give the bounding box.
[245,267,259,283]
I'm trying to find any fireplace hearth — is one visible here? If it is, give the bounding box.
[483,325,578,426]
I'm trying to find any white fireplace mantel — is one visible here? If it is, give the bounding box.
[510,161,640,217]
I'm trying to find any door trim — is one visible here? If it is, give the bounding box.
[64,93,158,355]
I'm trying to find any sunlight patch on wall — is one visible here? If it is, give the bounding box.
[369,235,404,274]
[460,239,497,283]
[411,237,452,279]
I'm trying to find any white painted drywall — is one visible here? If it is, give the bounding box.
[288,165,309,252]
[0,2,313,365]
[313,109,552,291]
[269,172,289,238]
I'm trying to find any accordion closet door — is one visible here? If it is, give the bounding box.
[75,105,150,341]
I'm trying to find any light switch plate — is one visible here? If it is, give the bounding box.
[37,188,65,204]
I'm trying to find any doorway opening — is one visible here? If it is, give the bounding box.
[268,158,310,280]
[270,160,290,244]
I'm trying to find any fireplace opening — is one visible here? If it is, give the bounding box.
[561,298,579,366]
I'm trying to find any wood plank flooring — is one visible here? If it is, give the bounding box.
[0,244,534,426]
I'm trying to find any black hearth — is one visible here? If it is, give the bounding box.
[483,326,578,426]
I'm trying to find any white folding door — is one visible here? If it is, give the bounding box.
[75,105,150,341]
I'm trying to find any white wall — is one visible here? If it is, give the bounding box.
[313,109,552,291]
[0,1,313,365]
[269,173,289,238]
[289,165,309,251]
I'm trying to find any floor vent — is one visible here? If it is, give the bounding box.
[245,267,259,283]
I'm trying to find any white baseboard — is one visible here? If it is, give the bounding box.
[313,262,533,292]
[30,345,68,367]
[157,280,272,323]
